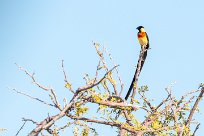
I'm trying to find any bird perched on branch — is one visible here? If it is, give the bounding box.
[125,26,149,100]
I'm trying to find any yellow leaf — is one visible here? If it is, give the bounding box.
[53,128,59,136]
[65,82,72,89]
[108,71,112,77]
[133,82,137,90]
[76,106,89,116]
[152,120,162,129]
[132,99,140,104]
[95,43,100,50]
[184,125,190,133]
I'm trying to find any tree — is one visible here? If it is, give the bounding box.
[12,43,203,136]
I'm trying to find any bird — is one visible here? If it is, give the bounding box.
[125,26,149,100]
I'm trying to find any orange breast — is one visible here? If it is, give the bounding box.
[137,32,148,46]
[138,32,146,38]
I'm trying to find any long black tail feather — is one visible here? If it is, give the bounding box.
[125,48,148,100]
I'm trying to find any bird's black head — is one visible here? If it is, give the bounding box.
[136,26,144,31]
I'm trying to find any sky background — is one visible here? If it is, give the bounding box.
[1,0,204,135]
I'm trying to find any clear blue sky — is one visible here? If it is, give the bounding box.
[1,0,204,135]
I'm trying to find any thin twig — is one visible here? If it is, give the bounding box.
[15,120,27,136]
[57,122,75,131]
[67,114,171,135]
[61,60,74,93]
[177,89,200,107]
[192,123,200,136]
[142,91,171,125]
[50,88,61,109]
[103,45,124,96]
[16,64,60,109]
[76,65,119,93]
[93,43,119,95]
[154,94,171,111]
[139,91,154,111]
[11,88,55,107]
[15,63,50,91]
[175,96,195,113]
[22,118,38,125]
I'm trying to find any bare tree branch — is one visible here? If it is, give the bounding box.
[28,93,81,136]
[88,97,138,111]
